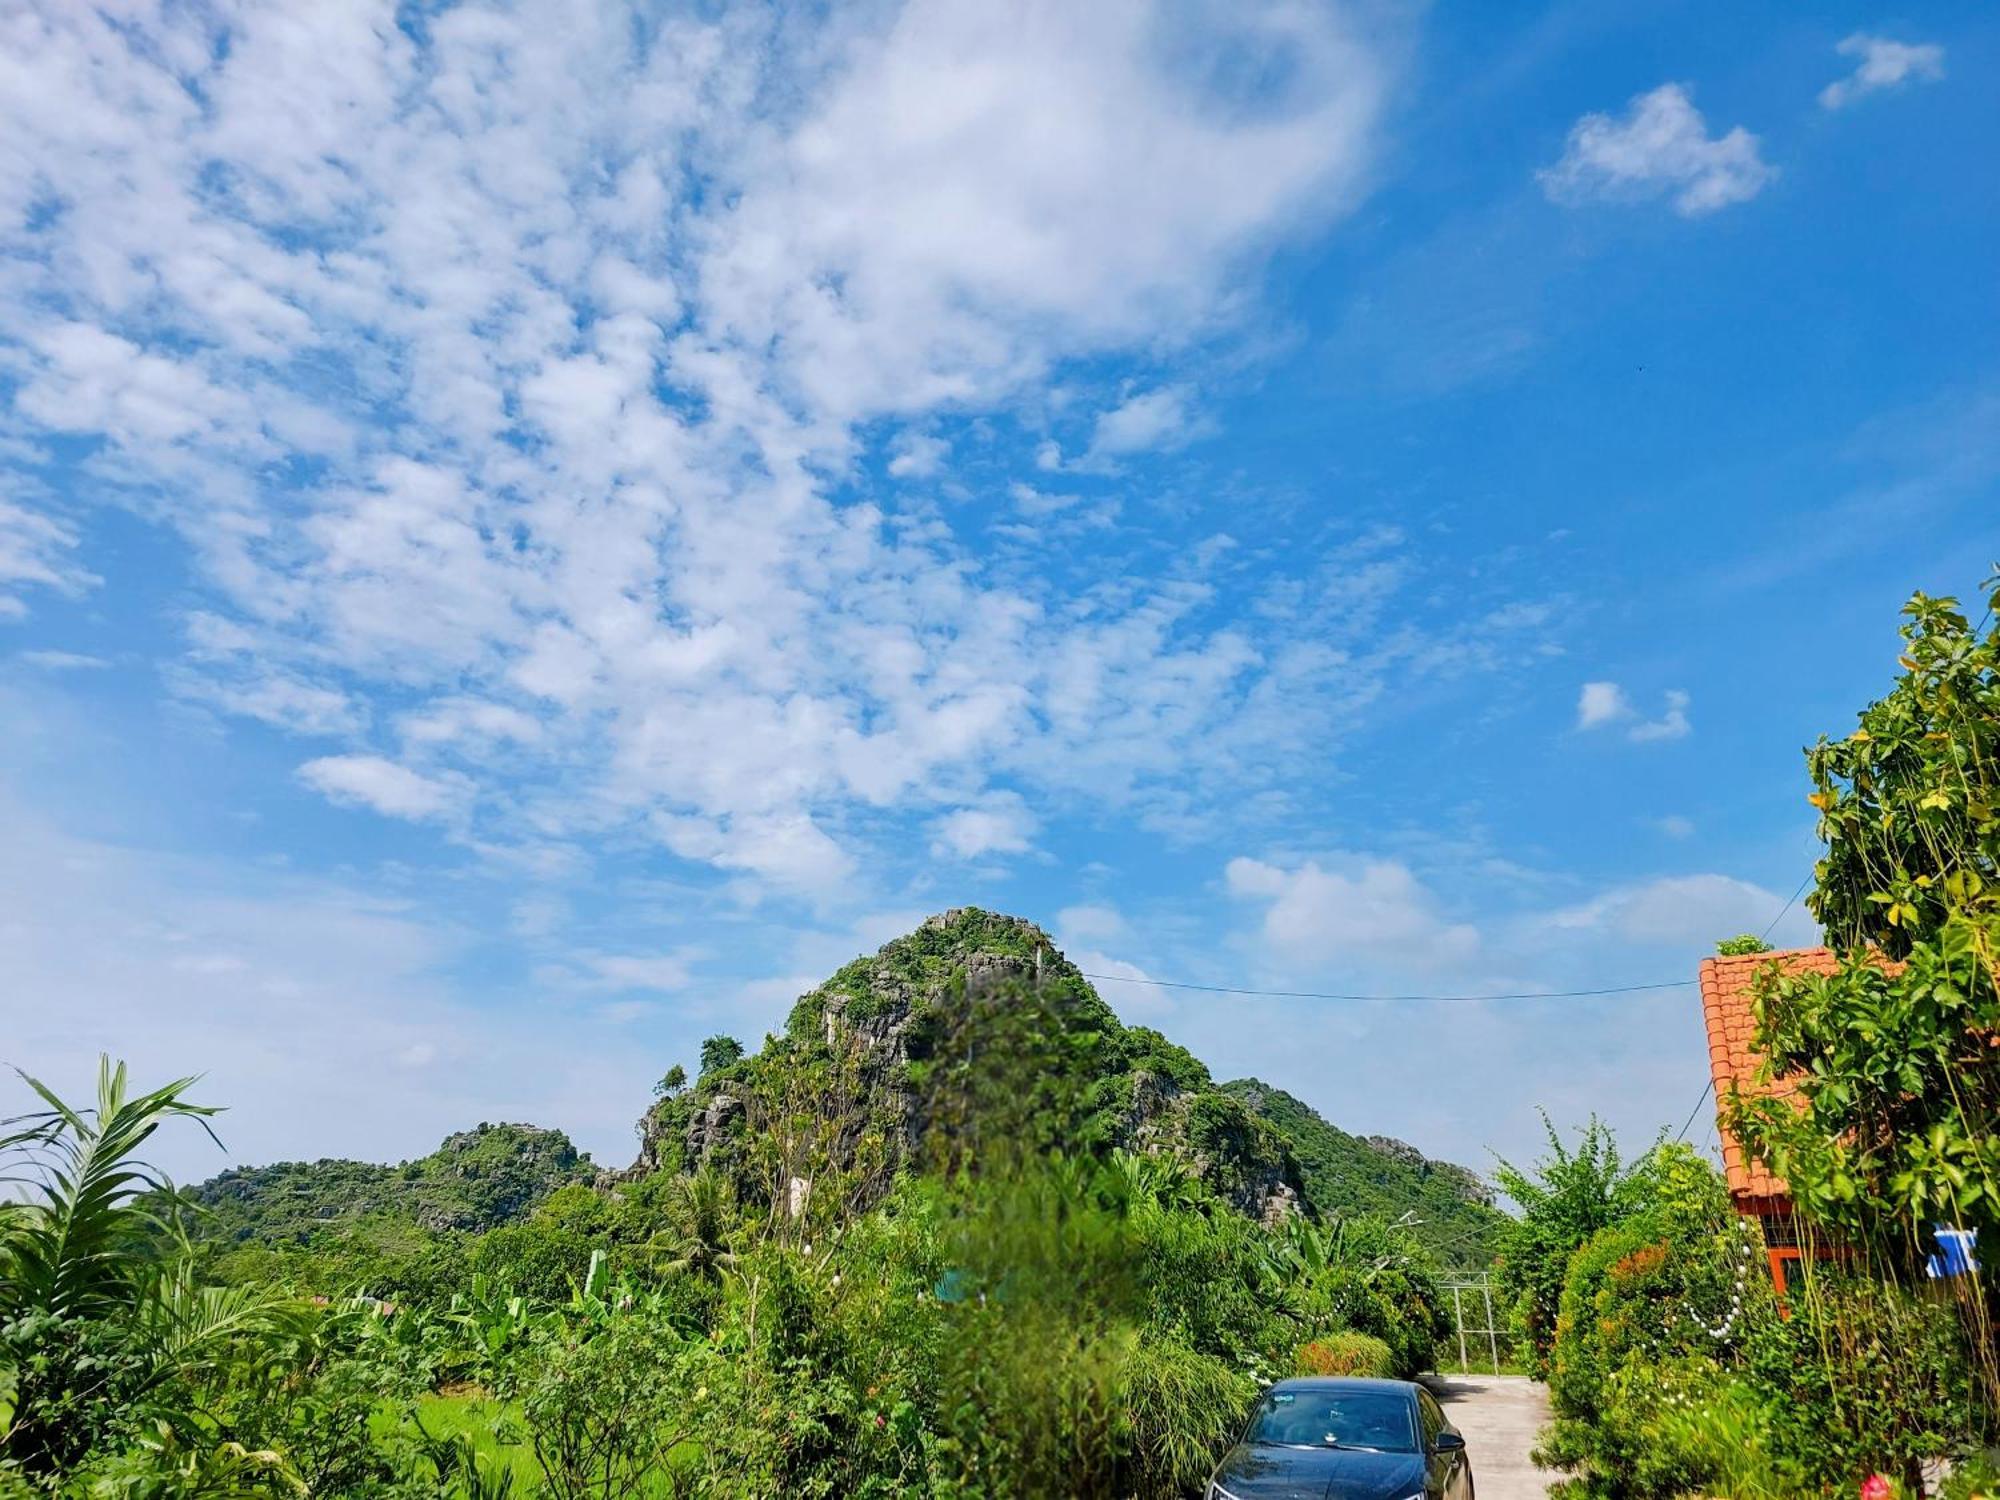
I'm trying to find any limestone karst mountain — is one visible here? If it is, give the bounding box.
[191,909,1501,1265]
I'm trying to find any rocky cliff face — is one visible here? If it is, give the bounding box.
[1362,1134,1496,1209]
[629,908,1309,1223]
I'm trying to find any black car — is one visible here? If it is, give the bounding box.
[1206,1376,1473,1500]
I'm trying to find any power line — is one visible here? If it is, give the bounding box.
[1077,971,1695,1003]
[1760,866,1815,942]
[1674,1078,1715,1142]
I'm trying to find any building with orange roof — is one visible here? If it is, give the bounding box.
[1698,946,1846,1293]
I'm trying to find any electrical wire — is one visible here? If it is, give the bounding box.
[1674,1078,1715,1142]
[1760,866,1815,942]
[1076,971,1695,1003]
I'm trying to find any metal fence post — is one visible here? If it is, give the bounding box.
[1452,1284,1468,1373]
[1482,1277,1499,1373]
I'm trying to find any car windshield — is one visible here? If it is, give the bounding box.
[1243,1388,1417,1452]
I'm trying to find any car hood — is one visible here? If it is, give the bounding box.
[1210,1442,1426,1500]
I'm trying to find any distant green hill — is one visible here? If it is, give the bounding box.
[190,1122,594,1245]
[1221,1079,1506,1270]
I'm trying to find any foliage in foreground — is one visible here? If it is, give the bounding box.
[0,1051,1453,1496]
[1515,578,2000,1500]
[1517,1131,1989,1500]
[1728,578,1998,1349]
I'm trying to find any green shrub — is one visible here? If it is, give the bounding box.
[1745,1273,1983,1495]
[1295,1332,1395,1377]
[1938,1451,2000,1500]
[1493,1116,1644,1377]
[518,1314,694,1500]
[1120,1334,1258,1499]
[1535,1147,1775,1500]
[469,1220,603,1304]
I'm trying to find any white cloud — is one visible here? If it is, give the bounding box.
[1547,873,1815,950]
[597,999,655,1024]
[1628,689,1691,743]
[0,782,697,1178]
[399,698,544,748]
[886,431,950,479]
[15,650,108,671]
[298,755,466,822]
[1225,854,1479,968]
[656,811,856,897]
[1056,903,1128,946]
[1653,814,1695,840]
[510,894,569,939]
[1539,84,1775,217]
[0,497,96,619]
[1087,386,1199,459]
[580,953,693,992]
[930,792,1037,860]
[1067,950,1173,1013]
[1577,682,1690,742]
[1820,35,1944,110]
[1576,680,1631,730]
[703,3,1389,416]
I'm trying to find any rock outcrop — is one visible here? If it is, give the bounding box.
[629,908,1309,1223]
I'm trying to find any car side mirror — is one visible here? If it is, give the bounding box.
[1431,1432,1465,1453]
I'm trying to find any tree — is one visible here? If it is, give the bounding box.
[646,1168,739,1281]
[653,1064,688,1098]
[1730,578,1999,1277]
[699,1035,745,1078]
[1492,1114,1646,1375]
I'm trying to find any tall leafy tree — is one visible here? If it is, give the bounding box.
[1730,578,1999,1273]
[699,1035,745,1077]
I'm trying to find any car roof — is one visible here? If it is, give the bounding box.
[1264,1377,1417,1396]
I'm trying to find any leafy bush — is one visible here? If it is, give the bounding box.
[518,1314,693,1500]
[1744,1273,1984,1495]
[1295,1332,1395,1377]
[1493,1115,1646,1376]
[1532,1146,1776,1500]
[1120,1334,1258,1499]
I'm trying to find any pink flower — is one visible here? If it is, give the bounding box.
[1861,1474,1894,1500]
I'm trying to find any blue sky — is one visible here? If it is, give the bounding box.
[1,1,1994,1186]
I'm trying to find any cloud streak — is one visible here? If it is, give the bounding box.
[1820,35,1944,111]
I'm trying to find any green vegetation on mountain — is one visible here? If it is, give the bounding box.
[631,908,1306,1223]
[190,1121,595,1244]
[189,910,1500,1274]
[1222,1078,1506,1270]
[5,1052,1458,1498]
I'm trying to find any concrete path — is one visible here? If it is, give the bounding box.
[1426,1375,1552,1500]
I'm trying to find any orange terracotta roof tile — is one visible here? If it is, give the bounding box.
[1698,947,1844,1204]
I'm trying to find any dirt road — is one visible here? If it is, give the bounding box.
[1428,1375,1552,1500]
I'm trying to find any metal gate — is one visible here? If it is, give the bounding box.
[1441,1274,1504,1374]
